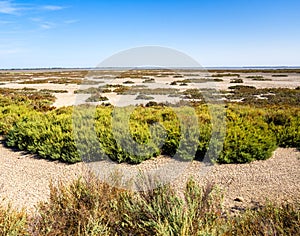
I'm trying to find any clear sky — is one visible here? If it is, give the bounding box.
[0,0,300,69]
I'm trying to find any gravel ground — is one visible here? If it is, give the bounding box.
[0,138,299,212]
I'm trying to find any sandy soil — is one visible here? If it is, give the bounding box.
[0,136,299,212]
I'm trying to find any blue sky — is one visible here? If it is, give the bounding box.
[0,0,300,68]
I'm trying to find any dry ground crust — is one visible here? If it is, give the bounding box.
[0,139,299,212]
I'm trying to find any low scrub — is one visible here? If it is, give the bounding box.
[2,94,300,164]
[0,177,299,235]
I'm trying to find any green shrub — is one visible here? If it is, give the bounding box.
[3,94,298,165]
[217,106,277,164]
[6,107,81,163]
[266,108,300,148]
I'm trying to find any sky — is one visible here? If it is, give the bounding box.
[0,0,300,69]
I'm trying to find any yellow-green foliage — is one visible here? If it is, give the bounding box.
[217,105,278,163]
[2,93,300,164]
[0,204,28,235]
[7,107,81,163]
[266,107,300,148]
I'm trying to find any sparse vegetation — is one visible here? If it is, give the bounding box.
[0,176,299,235]
[230,78,244,83]
[226,87,300,107]
[212,73,240,77]
[272,74,289,77]
[173,74,184,78]
[228,85,256,90]
[135,94,154,100]
[123,80,135,84]
[246,75,264,79]
[142,78,155,83]
[246,75,272,81]
[86,94,109,102]
[116,69,177,79]
[39,89,68,93]
[253,78,272,81]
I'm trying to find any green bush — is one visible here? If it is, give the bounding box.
[6,107,81,163]
[266,108,300,148]
[2,94,299,164]
[217,106,277,164]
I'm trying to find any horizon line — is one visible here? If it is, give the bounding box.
[1,65,300,71]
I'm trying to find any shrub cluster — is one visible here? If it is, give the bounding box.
[1,94,299,164]
[226,87,300,107]
[6,107,81,163]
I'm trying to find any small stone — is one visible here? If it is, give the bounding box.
[234,197,244,202]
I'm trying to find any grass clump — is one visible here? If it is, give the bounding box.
[30,177,224,235]
[1,176,298,235]
[226,203,300,235]
[0,204,28,235]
